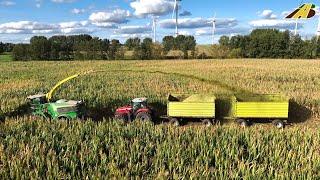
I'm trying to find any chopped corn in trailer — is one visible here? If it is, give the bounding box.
[162,93,289,128]
[231,94,289,128]
[166,94,216,126]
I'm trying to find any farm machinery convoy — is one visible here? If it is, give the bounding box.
[6,71,289,128]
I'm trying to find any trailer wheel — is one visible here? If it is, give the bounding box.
[237,119,249,128]
[273,120,285,129]
[136,112,152,122]
[202,119,213,127]
[169,118,180,127]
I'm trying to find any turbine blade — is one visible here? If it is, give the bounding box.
[172,0,177,19]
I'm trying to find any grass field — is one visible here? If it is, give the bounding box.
[1,59,320,178]
[0,52,13,62]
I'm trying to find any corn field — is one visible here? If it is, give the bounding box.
[1,60,320,178]
[1,119,320,179]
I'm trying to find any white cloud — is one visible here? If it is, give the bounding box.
[315,6,320,16]
[195,27,249,36]
[35,0,41,8]
[249,19,303,30]
[0,21,58,31]
[71,8,86,14]
[259,10,277,19]
[60,28,93,34]
[251,9,305,31]
[59,21,89,28]
[0,20,93,35]
[0,35,32,43]
[89,9,131,25]
[130,0,174,17]
[178,30,192,36]
[0,1,16,6]
[159,17,237,29]
[92,22,116,28]
[110,33,150,40]
[115,25,151,34]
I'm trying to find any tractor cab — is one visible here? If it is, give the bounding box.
[132,98,148,110]
[115,97,153,122]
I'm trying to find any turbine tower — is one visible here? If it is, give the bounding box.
[172,0,181,37]
[294,19,298,36]
[212,13,216,45]
[152,16,158,43]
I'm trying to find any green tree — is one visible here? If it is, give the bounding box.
[133,38,154,60]
[288,35,305,58]
[109,39,121,60]
[30,36,51,60]
[125,38,141,50]
[12,44,31,61]
[219,36,230,47]
[162,36,175,53]
[0,42,4,54]
[151,43,164,60]
[49,36,73,60]
[101,39,110,60]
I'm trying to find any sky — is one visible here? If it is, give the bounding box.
[0,0,320,44]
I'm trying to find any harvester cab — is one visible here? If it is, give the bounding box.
[115,97,153,123]
[27,93,47,105]
[27,71,91,120]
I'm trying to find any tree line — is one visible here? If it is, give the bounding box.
[5,29,320,60]
[0,42,14,54]
[12,35,123,61]
[217,29,320,59]
[10,34,196,61]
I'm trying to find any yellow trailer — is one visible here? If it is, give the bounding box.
[233,94,289,128]
[167,94,216,126]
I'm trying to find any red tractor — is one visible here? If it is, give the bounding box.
[115,98,153,123]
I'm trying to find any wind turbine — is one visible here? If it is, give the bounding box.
[212,13,216,45]
[152,16,158,43]
[294,19,299,36]
[172,0,181,37]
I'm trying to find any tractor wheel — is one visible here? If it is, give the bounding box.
[273,120,285,129]
[237,119,249,128]
[135,112,152,122]
[169,118,180,127]
[202,119,213,127]
[115,114,129,123]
